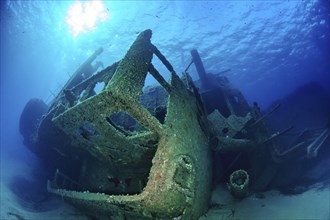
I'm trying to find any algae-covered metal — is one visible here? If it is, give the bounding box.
[19,28,328,220]
[41,30,212,219]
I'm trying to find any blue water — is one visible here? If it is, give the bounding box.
[1,1,329,219]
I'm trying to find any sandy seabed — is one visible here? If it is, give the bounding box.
[1,154,329,220]
[1,182,329,220]
[202,184,330,220]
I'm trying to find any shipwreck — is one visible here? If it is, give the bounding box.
[19,29,329,219]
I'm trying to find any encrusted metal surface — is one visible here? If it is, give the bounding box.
[47,29,212,219]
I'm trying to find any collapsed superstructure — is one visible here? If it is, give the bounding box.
[19,29,329,219]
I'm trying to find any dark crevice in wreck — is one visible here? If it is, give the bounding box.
[76,123,99,142]
[138,84,169,125]
[106,111,149,135]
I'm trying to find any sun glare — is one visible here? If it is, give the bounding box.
[66,0,109,37]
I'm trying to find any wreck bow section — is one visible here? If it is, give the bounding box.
[41,29,212,219]
[52,30,161,167]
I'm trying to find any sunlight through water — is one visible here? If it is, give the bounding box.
[65,0,109,37]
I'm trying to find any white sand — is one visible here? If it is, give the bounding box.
[1,152,329,219]
[0,152,88,220]
[202,184,330,220]
[2,182,328,220]
[0,181,88,220]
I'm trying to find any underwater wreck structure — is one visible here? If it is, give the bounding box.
[21,30,211,219]
[19,29,329,219]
